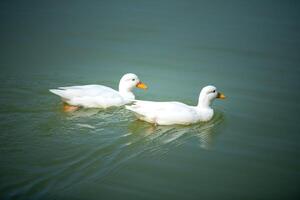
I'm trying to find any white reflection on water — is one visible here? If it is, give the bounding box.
[50,108,225,190]
[127,111,225,153]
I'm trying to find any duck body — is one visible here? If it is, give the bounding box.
[126,85,225,125]
[49,73,147,109]
[50,85,128,108]
[126,101,213,125]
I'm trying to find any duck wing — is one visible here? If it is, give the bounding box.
[50,85,125,108]
[49,85,117,99]
[126,100,198,125]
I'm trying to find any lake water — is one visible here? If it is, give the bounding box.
[1,0,300,199]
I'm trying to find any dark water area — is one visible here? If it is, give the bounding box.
[0,0,300,199]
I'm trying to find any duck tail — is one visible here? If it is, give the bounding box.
[49,89,65,97]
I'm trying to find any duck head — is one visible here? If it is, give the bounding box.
[198,85,225,108]
[119,73,147,100]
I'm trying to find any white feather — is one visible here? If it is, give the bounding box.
[49,73,146,108]
[126,85,224,125]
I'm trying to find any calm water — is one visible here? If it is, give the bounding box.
[1,0,300,199]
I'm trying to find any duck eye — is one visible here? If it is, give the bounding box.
[132,79,135,81]
[213,90,216,93]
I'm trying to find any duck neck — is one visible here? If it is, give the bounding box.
[196,95,214,121]
[119,85,135,100]
[197,94,212,109]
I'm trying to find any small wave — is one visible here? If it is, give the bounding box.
[76,123,96,129]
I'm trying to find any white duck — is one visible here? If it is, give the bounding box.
[50,73,147,111]
[126,85,225,125]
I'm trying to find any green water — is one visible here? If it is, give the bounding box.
[1,0,300,199]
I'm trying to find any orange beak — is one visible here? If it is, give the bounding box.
[136,81,148,90]
[217,92,226,99]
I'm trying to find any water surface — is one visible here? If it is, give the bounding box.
[0,0,300,199]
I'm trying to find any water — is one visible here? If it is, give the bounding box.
[1,0,300,199]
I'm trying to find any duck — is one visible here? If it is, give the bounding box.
[126,85,225,125]
[50,73,147,111]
